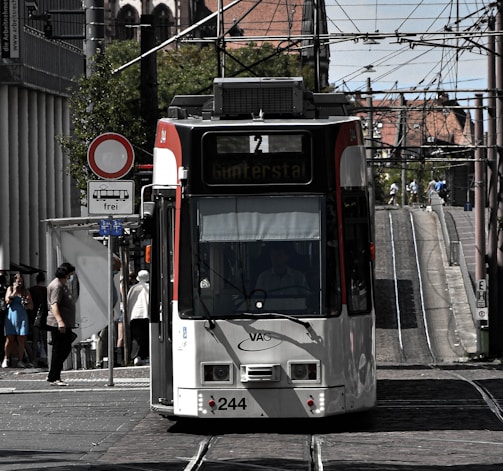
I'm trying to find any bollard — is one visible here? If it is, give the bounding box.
[63,353,73,371]
[72,344,82,370]
[80,341,92,369]
[115,347,123,367]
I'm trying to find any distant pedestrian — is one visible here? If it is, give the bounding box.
[2,272,33,368]
[116,271,137,366]
[388,182,399,206]
[437,180,448,204]
[46,263,77,386]
[29,272,48,367]
[0,273,8,361]
[95,254,121,368]
[426,177,437,205]
[408,179,418,204]
[127,270,150,366]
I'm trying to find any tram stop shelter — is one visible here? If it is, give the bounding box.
[43,215,140,353]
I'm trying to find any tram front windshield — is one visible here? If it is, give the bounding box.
[193,196,322,317]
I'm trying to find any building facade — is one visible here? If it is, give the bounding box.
[0,0,84,274]
[0,0,329,276]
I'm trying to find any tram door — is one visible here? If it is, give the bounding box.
[150,193,175,413]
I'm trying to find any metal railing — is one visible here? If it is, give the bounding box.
[430,195,477,328]
[0,28,84,95]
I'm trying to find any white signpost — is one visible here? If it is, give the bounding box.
[476,279,488,322]
[87,180,135,216]
[87,133,135,386]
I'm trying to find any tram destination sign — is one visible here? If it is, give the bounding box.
[87,180,134,215]
[202,132,312,185]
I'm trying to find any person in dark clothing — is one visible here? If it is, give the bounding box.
[29,272,48,367]
[0,273,8,361]
[46,264,76,386]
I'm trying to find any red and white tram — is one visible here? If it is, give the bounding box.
[143,77,375,419]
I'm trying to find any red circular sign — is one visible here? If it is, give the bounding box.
[87,133,135,180]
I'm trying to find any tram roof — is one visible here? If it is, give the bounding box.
[159,115,361,127]
[166,77,353,121]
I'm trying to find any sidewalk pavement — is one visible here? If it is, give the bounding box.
[0,364,150,392]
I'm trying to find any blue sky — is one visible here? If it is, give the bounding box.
[325,1,496,101]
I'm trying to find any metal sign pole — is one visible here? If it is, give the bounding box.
[107,216,115,387]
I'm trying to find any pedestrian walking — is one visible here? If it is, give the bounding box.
[95,255,121,368]
[116,271,137,366]
[127,270,150,366]
[387,182,399,206]
[426,177,437,205]
[2,272,33,368]
[46,263,77,386]
[408,179,418,204]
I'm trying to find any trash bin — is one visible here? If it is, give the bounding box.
[464,202,472,211]
[480,324,489,355]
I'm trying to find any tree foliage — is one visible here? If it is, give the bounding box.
[59,41,312,200]
[58,41,146,199]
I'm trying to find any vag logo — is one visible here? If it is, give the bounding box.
[237,332,282,351]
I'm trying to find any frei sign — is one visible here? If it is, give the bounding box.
[87,133,135,216]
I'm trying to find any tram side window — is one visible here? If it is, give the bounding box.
[342,191,371,314]
[326,198,342,316]
[179,200,194,316]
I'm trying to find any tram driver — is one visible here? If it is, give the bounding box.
[255,243,310,297]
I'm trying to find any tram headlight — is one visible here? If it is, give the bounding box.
[289,361,320,382]
[202,363,232,383]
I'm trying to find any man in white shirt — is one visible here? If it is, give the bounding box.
[127,270,149,366]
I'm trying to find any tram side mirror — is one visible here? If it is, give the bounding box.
[141,201,155,238]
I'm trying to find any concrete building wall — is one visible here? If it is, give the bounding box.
[0,83,75,275]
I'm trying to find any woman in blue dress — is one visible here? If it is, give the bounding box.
[2,273,33,368]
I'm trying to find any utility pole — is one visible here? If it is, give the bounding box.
[313,0,320,93]
[399,94,407,206]
[494,0,503,356]
[84,0,104,78]
[366,77,375,240]
[474,94,488,354]
[486,14,499,356]
[140,14,158,156]
[217,0,226,77]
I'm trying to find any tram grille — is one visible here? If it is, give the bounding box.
[240,364,281,382]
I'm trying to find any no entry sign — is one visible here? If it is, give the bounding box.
[87,133,135,180]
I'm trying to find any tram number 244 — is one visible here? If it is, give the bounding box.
[213,397,248,410]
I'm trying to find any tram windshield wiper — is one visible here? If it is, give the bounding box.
[241,312,311,329]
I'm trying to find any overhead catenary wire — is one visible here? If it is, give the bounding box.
[111,0,497,101]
